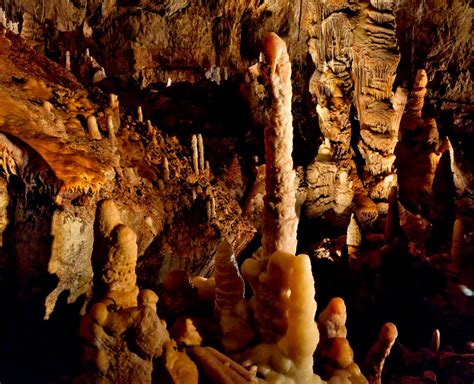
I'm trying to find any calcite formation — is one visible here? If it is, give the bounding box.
[260,32,299,259]
[79,290,169,384]
[0,3,473,384]
[241,251,321,383]
[306,0,406,219]
[214,241,255,352]
[362,323,398,384]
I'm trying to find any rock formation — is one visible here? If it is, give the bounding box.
[306,0,407,219]
[0,3,473,384]
[260,32,299,259]
[79,290,169,384]
[214,241,255,352]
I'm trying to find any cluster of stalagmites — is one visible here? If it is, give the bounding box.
[74,32,405,384]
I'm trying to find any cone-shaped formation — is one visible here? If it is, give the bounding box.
[347,213,363,258]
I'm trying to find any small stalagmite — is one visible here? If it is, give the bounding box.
[109,93,119,109]
[163,157,170,181]
[65,50,71,71]
[79,289,169,384]
[347,213,363,258]
[191,134,199,175]
[431,149,456,240]
[318,297,348,342]
[214,241,255,352]
[431,329,441,353]
[261,32,298,259]
[87,115,102,140]
[362,323,398,384]
[197,133,205,173]
[402,69,428,131]
[137,105,143,123]
[384,186,403,246]
[450,218,464,270]
[106,114,117,148]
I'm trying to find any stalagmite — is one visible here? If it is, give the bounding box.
[384,186,403,246]
[214,241,255,352]
[318,297,348,342]
[261,32,298,259]
[197,133,205,173]
[137,105,143,123]
[106,115,117,148]
[163,157,170,181]
[211,195,216,218]
[102,224,140,308]
[206,200,212,221]
[451,218,464,269]
[0,178,9,247]
[241,251,293,343]
[347,213,362,258]
[362,323,398,384]
[402,69,428,131]
[241,252,321,383]
[109,93,119,109]
[191,134,199,175]
[87,115,102,140]
[79,289,169,384]
[431,329,441,353]
[65,50,71,71]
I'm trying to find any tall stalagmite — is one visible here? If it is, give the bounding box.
[261,32,298,259]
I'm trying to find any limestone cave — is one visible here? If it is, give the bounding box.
[0,0,472,383]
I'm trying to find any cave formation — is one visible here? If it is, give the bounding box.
[0,0,473,383]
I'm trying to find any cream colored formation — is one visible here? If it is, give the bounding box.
[260,32,299,259]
